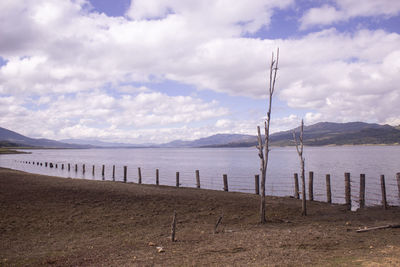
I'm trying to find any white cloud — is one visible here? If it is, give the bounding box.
[0,90,228,141]
[300,0,400,29]
[0,0,400,142]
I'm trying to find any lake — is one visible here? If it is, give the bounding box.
[1,146,399,208]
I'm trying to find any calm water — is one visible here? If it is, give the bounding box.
[1,146,399,207]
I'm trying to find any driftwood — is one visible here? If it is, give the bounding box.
[356,224,400,233]
[214,214,223,234]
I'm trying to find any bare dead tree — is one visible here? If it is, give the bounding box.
[257,48,279,224]
[293,119,307,216]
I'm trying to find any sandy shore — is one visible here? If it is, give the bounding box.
[1,168,399,266]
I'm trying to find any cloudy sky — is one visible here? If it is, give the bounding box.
[1,0,400,144]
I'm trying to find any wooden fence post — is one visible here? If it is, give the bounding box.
[55,164,58,168]
[112,165,115,181]
[176,172,179,187]
[124,166,127,183]
[359,174,365,209]
[156,169,159,185]
[223,174,228,192]
[255,174,260,195]
[75,164,78,172]
[345,172,351,210]
[309,171,314,201]
[82,164,85,174]
[61,164,64,170]
[68,163,70,171]
[138,167,142,184]
[92,165,95,175]
[102,165,105,180]
[381,175,387,210]
[196,170,200,188]
[293,173,299,199]
[45,162,48,167]
[326,174,332,204]
[397,173,400,201]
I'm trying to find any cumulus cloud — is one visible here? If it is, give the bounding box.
[0,90,228,141]
[0,0,399,142]
[300,0,400,29]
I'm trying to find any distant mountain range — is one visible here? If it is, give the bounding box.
[1,122,400,149]
[0,127,91,149]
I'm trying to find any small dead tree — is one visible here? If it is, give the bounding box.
[293,119,307,216]
[257,48,279,224]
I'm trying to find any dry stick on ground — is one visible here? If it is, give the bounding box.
[214,214,223,234]
[171,211,177,242]
[293,119,307,216]
[257,48,279,224]
[356,224,400,233]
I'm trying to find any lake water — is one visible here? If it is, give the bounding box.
[1,146,399,208]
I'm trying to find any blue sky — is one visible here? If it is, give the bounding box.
[0,0,400,143]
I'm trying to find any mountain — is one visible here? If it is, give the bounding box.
[59,139,148,148]
[162,134,255,147]
[2,122,400,149]
[211,122,400,147]
[0,127,90,148]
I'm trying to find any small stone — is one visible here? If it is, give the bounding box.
[148,242,156,247]
[156,246,165,253]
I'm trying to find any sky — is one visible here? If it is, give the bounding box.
[1,0,400,144]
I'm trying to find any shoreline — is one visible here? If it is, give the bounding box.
[1,168,399,266]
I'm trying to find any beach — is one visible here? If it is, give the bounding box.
[1,167,399,266]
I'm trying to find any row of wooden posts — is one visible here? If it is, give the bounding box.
[19,161,400,208]
[20,161,231,191]
[293,171,400,210]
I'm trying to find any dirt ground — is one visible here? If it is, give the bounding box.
[1,168,399,266]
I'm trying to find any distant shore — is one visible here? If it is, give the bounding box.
[1,168,399,266]
[0,148,30,154]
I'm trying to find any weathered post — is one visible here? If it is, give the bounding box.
[112,165,115,181]
[380,175,387,210]
[92,165,95,176]
[124,166,127,183]
[82,164,85,174]
[61,164,64,170]
[75,164,78,172]
[45,162,48,167]
[196,170,200,188]
[68,163,70,171]
[55,164,58,168]
[138,167,142,184]
[176,172,179,187]
[293,173,299,199]
[345,172,351,210]
[255,174,260,195]
[171,211,177,242]
[359,174,366,209]
[223,174,228,192]
[308,171,314,201]
[102,165,105,180]
[326,174,332,204]
[156,169,159,185]
[397,173,400,201]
